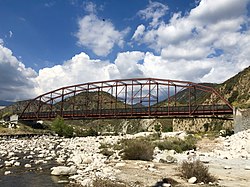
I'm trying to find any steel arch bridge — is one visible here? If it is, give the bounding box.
[19,78,233,120]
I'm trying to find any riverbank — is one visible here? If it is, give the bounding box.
[0,131,250,187]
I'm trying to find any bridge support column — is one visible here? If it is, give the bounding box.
[234,107,250,133]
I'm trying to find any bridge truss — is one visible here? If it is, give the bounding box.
[19,78,233,120]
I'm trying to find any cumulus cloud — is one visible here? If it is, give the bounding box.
[0,43,37,101]
[132,24,145,41]
[34,52,120,95]
[115,51,145,78]
[131,0,250,83]
[137,0,168,27]
[76,14,129,56]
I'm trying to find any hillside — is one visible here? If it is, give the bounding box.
[0,100,13,106]
[54,91,127,111]
[217,66,250,108]
[155,83,217,107]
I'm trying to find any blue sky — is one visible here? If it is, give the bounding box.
[0,0,250,101]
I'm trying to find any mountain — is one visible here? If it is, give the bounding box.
[216,66,250,108]
[0,100,14,106]
[155,83,217,107]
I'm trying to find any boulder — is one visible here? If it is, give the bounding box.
[51,166,77,176]
[188,177,197,184]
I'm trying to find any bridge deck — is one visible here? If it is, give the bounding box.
[19,105,233,120]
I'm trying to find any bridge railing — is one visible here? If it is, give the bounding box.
[19,104,233,120]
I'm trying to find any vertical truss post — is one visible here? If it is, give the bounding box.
[148,79,151,116]
[60,89,64,117]
[131,80,134,115]
[168,82,170,116]
[50,96,54,118]
[97,87,100,116]
[125,84,127,112]
[115,81,118,116]
[72,87,76,118]
[85,84,89,117]
[189,85,191,115]
[174,85,177,107]
[156,83,159,104]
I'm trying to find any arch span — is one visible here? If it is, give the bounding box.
[19,78,233,120]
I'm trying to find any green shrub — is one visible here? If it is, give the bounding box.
[82,127,98,137]
[122,139,154,161]
[100,148,114,157]
[92,178,127,187]
[156,136,197,153]
[179,160,217,184]
[51,116,73,138]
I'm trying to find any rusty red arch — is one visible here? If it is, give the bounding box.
[19,78,233,120]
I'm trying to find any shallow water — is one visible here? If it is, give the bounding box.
[0,170,66,187]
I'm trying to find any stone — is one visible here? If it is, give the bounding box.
[162,184,171,187]
[56,157,65,163]
[4,161,13,167]
[80,178,92,186]
[244,166,250,170]
[115,162,126,167]
[159,155,177,164]
[51,166,77,176]
[25,164,32,168]
[224,165,232,169]
[83,156,93,164]
[4,171,11,175]
[14,162,21,166]
[57,180,69,184]
[188,177,197,184]
[71,154,82,165]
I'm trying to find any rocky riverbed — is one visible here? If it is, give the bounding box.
[0,130,250,187]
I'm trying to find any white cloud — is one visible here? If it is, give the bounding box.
[0,43,37,101]
[132,24,145,41]
[189,0,249,24]
[76,14,129,56]
[83,1,97,14]
[35,52,120,95]
[131,0,250,83]
[114,51,145,78]
[9,31,13,38]
[138,1,168,27]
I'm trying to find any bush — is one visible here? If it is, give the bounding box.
[92,178,127,187]
[100,148,114,158]
[122,139,154,161]
[51,116,74,138]
[156,136,197,153]
[179,160,217,184]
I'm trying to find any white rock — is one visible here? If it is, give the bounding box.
[14,162,21,166]
[71,154,82,165]
[224,165,232,169]
[25,164,32,168]
[56,157,65,163]
[51,166,77,176]
[80,178,92,186]
[82,157,93,164]
[188,177,197,184]
[244,166,250,170]
[162,184,171,187]
[115,162,126,167]
[57,180,69,184]
[4,171,11,175]
[4,161,13,167]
